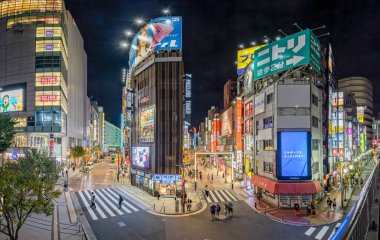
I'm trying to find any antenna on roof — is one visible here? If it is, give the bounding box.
[293,23,303,31]
[278,29,288,36]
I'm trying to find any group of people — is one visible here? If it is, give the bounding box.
[327,197,337,210]
[89,192,124,209]
[210,202,233,221]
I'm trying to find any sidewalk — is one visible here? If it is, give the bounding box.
[242,159,376,226]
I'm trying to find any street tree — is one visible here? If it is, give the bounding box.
[72,145,85,166]
[0,114,16,165]
[0,149,61,240]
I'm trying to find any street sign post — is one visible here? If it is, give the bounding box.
[254,29,321,80]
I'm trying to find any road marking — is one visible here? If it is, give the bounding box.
[305,227,316,236]
[94,189,124,215]
[102,188,132,213]
[115,186,151,209]
[224,189,239,201]
[213,190,225,202]
[327,222,341,240]
[108,188,139,211]
[118,222,126,227]
[218,190,232,202]
[91,190,116,217]
[315,226,329,240]
[77,191,98,220]
[209,190,218,203]
[83,191,107,219]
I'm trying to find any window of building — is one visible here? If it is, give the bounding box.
[256,140,260,154]
[312,94,318,106]
[13,117,27,127]
[263,140,273,150]
[245,101,253,116]
[266,93,273,104]
[263,162,273,173]
[312,116,319,128]
[312,139,319,150]
[245,119,253,134]
[263,116,273,129]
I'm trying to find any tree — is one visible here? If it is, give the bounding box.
[0,114,16,165]
[72,146,85,166]
[93,145,101,161]
[0,149,61,240]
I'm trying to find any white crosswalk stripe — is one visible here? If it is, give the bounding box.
[204,189,240,203]
[315,226,329,240]
[76,188,141,221]
[305,227,316,236]
[327,223,341,240]
[114,186,150,210]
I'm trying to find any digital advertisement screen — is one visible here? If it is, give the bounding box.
[140,107,155,142]
[0,88,24,113]
[277,131,311,180]
[132,147,150,168]
[129,16,182,72]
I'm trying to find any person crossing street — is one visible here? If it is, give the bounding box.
[90,192,96,208]
[118,194,124,209]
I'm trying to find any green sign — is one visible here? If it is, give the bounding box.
[254,29,321,80]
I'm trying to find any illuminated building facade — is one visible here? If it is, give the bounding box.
[0,0,88,163]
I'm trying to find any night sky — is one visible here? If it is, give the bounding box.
[65,0,380,127]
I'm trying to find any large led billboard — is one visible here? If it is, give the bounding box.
[132,147,150,168]
[140,107,155,142]
[0,87,24,113]
[129,16,182,72]
[277,131,311,180]
[221,107,233,136]
[254,29,321,80]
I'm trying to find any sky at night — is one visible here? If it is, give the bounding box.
[65,0,380,127]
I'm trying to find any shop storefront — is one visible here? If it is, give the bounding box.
[130,170,154,195]
[153,174,182,197]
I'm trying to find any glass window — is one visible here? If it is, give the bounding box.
[263,162,273,173]
[266,93,273,104]
[245,101,253,116]
[263,140,273,150]
[312,94,318,106]
[13,117,27,127]
[312,116,319,128]
[312,139,319,150]
[263,116,273,129]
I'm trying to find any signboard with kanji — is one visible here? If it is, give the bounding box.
[253,29,321,80]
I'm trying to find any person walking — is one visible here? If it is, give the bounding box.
[118,195,124,209]
[211,174,213,181]
[327,196,332,210]
[205,185,209,198]
[210,203,216,221]
[63,181,68,192]
[90,192,96,208]
[224,203,228,217]
[360,177,364,188]
[157,193,161,200]
[333,198,337,210]
[311,201,316,215]
[199,171,202,181]
[189,199,192,211]
[215,203,221,219]
[228,201,233,216]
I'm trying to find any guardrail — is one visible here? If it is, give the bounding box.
[331,160,379,240]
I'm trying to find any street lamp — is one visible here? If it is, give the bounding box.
[125,30,133,37]
[275,36,281,41]
[250,41,257,46]
[135,18,144,26]
[162,9,170,15]
[120,42,128,49]
[238,44,244,49]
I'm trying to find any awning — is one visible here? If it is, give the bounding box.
[251,175,323,195]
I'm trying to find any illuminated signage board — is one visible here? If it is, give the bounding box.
[132,147,150,168]
[140,107,155,142]
[237,45,263,74]
[184,74,192,123]
[277,131,311,180]
[0,86,25,113]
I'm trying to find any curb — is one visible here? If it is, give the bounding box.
[70,192,97,240]
[147,200,208,217]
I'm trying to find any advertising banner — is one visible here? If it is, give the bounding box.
[237,45,263,75]
[129,16,182,72]
[0,88,24,113]
[277,132,311,180]
[357,106,365,123]
[244,62,254,95]
[221,107,233,136]
[254,92,265,115]
[254,29,321,80]
[132,147,150,168]
[236,98,243,151]
[140,107,155,142]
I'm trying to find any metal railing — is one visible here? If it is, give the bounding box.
[331,160,379,240]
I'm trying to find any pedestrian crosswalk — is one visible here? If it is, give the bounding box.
[75,188,142,221]
[303,222,341,240]
[204,189,240,203]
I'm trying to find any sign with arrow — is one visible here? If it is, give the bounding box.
[254,29,321,80]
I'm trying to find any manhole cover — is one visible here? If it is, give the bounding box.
[118,222,126,227]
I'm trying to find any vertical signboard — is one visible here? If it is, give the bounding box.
[184,74,192,124]
[236,98,243,151]
[254,29,321,80]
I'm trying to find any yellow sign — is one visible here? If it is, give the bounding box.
[328,120,332,135]
[338,126,344,133]
[237,45,263,74]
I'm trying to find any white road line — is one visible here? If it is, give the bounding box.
[94,189,124,215]
[327,223,342,240]
[103,188,132,213]
[218,190,232,202]
[91,190,116,217]
[224,190,239,201]
[209,191,219,203]
[115,186,152,208]
[77,192,98,221]
[305,227,316,236]
[83,191,107,219]
[108,188,139,211]
[213,190,225,202]
[315,226,329,240]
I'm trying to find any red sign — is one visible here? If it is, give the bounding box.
[339,148,344,157]
[40,95,58,102]
[332,148,338,156]
[40,77,57,85]
[49,139,54,154]
[373,139,378,146]
[235,98,243,151]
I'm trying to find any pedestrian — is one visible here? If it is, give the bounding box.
[333,198,337,210]
[90,192,96,208]
[222,172,225,179]
[228,201,233,216]
[224,203,228,216]
[215,203,221,219]
[294,203,300,215]
[63,181,68,192]
[62,170,65,177]
[118,195,123,209]
[210,203,216,221]
[360,177,364,188]
[306,204,311,215]
[65,169,68,178]
[205,185,209,197]
[189,199,192,211]
[211,174,213,181]
[199,172,202,181]
[157,193,161,200]
[187,199,191,212]
[311,202,316,215]
[73,165,76,172]
[327,196,331,210]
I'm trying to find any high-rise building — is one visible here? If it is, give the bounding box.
[0,0,88,164]
[338,77,373,142]
[223,79,237,108]
[89,101,104,148]
[104,121,121,149]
